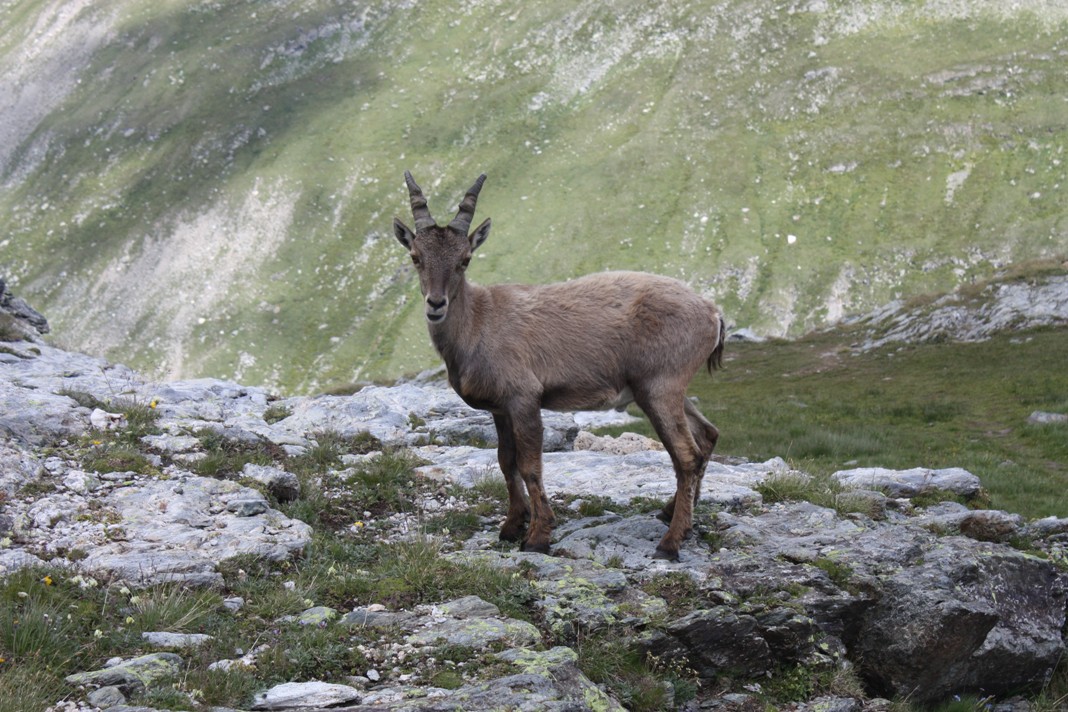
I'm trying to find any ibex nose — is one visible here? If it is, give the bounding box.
[425,296,448,322]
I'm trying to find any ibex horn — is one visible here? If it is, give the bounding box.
[404,171,436,231]
[448,174,487,236]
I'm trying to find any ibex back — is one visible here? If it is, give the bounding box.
[393,172,725,561]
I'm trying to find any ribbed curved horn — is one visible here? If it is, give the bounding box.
[405,171,436,231]
[448,174,487,235]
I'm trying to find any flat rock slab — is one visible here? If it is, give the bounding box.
[405,615,540,648]
[252,681,362,710]
[553,514,720,572]
[345,595,540,650]
[833,466,981,498]
[10,474,312,587]
[275,383,579,450]
[416,446,788,507]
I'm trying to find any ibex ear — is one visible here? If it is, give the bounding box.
[469,218,491,252]
[393,218,416,250]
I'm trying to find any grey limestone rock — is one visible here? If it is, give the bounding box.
[1028,410,1068,425]
[275,382,578,450]
[252,681,362,710]
[709,502,1067,705]
[9,474,312,586]
[345,595,539,650]
[242,462,301,502]
[86,686,127,708]
[857,274,1068,350]
[65,653,183,692]
[141,632,214,649]
[833,466,982,499]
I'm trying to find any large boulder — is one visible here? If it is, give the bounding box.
[693,503,1066,705]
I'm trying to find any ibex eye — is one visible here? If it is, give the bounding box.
[411,255,422,266]
[459,257,471,271]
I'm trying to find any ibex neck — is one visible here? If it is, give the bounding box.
[428,280,483,368]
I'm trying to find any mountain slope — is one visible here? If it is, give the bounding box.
[1,0,1066,391]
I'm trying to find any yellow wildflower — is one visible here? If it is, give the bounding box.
[42,575,53,586]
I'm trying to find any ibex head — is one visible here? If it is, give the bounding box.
[393,172,492,324]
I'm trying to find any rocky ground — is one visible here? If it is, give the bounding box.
[2,288,1067,711]
[847,269,1068,351]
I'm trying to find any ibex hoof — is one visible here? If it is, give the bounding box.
[521,540,551,555]
[652,546,680,562]
[498,526,524,543]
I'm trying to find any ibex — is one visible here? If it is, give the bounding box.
[393,172,725,560]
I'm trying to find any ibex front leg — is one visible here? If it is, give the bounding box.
[493,413,530,543]
[509,403,555,554]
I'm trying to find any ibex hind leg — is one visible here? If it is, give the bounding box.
[657,399,719,525]
[637,389,702,561]
[684,398,719,508]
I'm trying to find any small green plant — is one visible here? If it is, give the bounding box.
[424,510,482,538]
[0,567,131,712]
[110,396,161,438]
[641,572,702,614]
[577,496,615,517]
[255,623,371,685]
[909,488,988,510]
[126,585,221,633]
[574,630,674,712]
[319,382,366,396]
[180,667,263,709]
[83,444,156,475]
[18,480,58,497]
[470,469,509,501]
[756,472,826,505]
[363,537,535,618]
[288,430,381,476]
[811,557,854,589]
[192,429,279,478]
[262,403,292,424]
[429,669,465,690]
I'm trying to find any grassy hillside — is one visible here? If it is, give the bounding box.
[1,0,1067,391]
